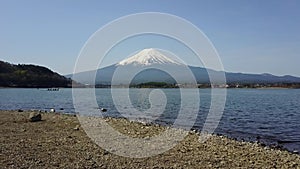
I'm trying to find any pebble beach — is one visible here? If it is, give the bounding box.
[1,110,300,168]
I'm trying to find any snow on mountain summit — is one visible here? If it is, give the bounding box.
[117,48,183,66]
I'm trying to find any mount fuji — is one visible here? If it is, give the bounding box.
[67,48,300,85]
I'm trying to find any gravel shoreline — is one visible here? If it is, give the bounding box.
[1,110,300,168]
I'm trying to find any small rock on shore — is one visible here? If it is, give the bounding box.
[28,112,42,122]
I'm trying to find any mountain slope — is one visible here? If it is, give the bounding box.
[67,48,300,85]
[0,60,73,87]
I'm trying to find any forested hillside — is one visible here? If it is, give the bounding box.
[0,60,72,87]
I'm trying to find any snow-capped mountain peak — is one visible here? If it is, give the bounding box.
[117,48,182,66]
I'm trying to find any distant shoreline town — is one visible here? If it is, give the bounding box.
[88,82,300,89]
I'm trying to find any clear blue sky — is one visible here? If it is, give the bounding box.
[1,0,300,76]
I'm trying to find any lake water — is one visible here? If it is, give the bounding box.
[1,88,299,153]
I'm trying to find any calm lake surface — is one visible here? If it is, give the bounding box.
[1,88,299,152]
